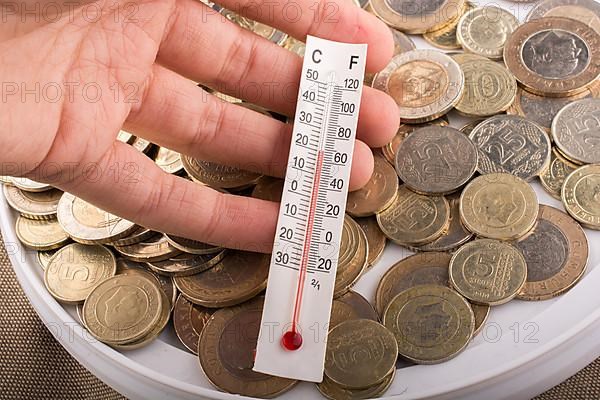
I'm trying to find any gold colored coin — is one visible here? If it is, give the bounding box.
[424,2,474,50]
[174,251,269,307]
[460,173,539,240]
[154,147,183,174]
[325,319,397,389]
[472,304,490,336]
[181,156,261,189]
[539,148,579,200]
[198,298,297,397]
[317,368,395,400]
[347,154,398,217]
[383,285,474,364]
[552,98,600,164]
[36,249,58,270]
[562,164,600,229]
[335,216,368,297]
[164,234,222,255]
[395,126,478,194]
[44,243,116,304]
[57,192,137,244]
[381,117,449,165]
[375,252,452,316]
[457,6,519,59]
[173,294,214,355]
[109,226,155,246]
[454,58,517,116]
[372,50,464,124]
[416,192,474,252]
[16,216,70,251]
[376,186,450,246]
[504,17,600,97]
[450,239,528,305]
[329,290,379,330]
[514,205,589,301]
[3,185,62,220]
[507,87,595,132]
[370,0,465,34]
[147,250,226,277]
[114,258,177,312]
[113,233,181,262]
[109,288,170,350]
[355,216,387,267]
[83,273,164,344]
[251,176,284,202]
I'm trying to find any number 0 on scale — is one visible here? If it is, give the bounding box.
[253,37,367,382]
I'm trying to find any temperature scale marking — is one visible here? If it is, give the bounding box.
[254,36,367,382]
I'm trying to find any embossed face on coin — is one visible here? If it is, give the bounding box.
[504,18,600,96]
[514,205,589,300]
[198,298,297,397]
[519,219,568,281]
[383,285,474,364]
[83,273,164,344]
[522,30,589,79]
[460,173,539,240]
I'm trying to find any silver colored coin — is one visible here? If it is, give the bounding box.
[552,98,600,164]
[526,0,600,34]
[469,115,551,180]
[507,87,595,131]
[395,126,478,194]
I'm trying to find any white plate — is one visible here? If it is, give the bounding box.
[4,2,600,398]
[5,175,600,400]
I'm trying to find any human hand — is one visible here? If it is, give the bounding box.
[0,0,399,252]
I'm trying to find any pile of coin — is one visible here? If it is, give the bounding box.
[4,1,600,399]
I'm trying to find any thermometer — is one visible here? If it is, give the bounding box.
[254,36,367,382]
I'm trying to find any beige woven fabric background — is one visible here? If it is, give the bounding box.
[1,235,599,400]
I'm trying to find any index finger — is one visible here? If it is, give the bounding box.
[210,0,394,72]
